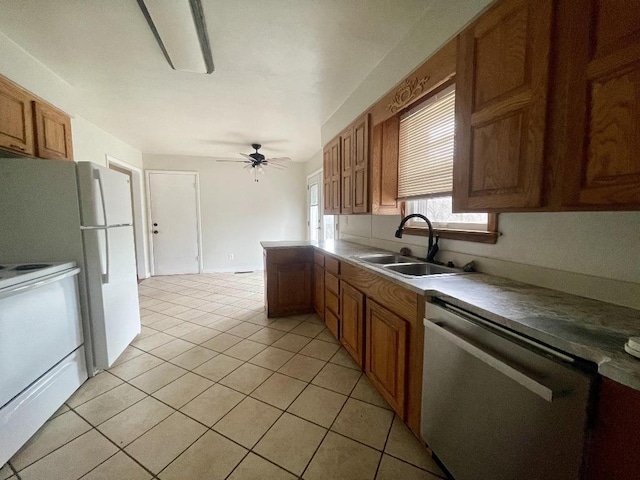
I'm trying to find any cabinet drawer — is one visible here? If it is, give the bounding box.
[326,289,339,316]
[325,256,340,275]
[314,251,325,267]
[325,272,339,295]
[325,308,340,340]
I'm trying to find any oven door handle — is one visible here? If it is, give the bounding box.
[0,268,80,300]
[424,319,556,402]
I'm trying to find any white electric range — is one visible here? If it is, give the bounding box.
[0,262,88,465]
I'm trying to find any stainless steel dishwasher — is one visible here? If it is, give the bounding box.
[422,301,595,480]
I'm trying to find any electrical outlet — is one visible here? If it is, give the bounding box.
[228,253,234,260]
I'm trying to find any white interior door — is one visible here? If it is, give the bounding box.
[307,173,322,241]
[148,172,200,275]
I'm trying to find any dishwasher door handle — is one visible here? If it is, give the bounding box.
[424,319,557,402]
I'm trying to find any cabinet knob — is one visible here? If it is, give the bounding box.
[153,230,159,234]
[153,223,158,226]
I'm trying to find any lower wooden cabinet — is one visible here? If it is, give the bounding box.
[313,264,325,320]
[585,377,640,480]
[264,247,313,317]
[340,282,365,367]
[365,299,408,417]
[325,308,340,340]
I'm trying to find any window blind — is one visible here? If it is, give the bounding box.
[398,87,455,199]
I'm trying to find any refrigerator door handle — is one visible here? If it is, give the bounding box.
[101,228,110,285]
[93,167,109,228]
[93,168,111,284]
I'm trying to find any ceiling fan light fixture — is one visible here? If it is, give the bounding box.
[137,0,214,74]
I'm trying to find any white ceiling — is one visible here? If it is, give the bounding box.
[0,0,431,161]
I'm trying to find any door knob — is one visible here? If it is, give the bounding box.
[153,230,159,234]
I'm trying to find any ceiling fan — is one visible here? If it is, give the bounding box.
[217,144,291,182]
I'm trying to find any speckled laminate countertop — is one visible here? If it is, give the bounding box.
[261,239,640,390]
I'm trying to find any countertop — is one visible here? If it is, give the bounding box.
[261,240,640,390]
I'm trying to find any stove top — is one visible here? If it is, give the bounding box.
[0,262,77,290]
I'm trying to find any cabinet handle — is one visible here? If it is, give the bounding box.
[10,144,26,151]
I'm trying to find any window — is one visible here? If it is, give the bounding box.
[398,83,498,243]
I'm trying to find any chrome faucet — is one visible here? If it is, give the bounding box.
[395,214,438,262]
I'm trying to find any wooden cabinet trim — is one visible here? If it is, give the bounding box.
[325,308,340,340]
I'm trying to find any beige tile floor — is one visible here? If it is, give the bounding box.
[3,272,447,480]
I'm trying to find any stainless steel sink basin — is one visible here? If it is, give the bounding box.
[357,254,415,264]
[383,263,460,276]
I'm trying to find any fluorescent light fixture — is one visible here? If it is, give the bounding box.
[137,0,214,74]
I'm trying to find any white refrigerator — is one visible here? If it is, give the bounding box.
[77,162,141,369]
[0,158,140,373]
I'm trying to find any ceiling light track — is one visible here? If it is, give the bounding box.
[137,0,214,74]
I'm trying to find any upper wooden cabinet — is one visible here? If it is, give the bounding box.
[371,115,401,215]
[340,126,354,214]
[352,114,370,214]
[0,74,73,162]
[323,137,341,214]
[557,0,640,208]
[33,102,73,161]
[0,76,35,156]
[453,0,553,211]
[323,113,372,215]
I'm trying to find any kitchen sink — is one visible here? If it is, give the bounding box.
[355,253,464,277]
[357,254,416,264]
[383,262,460,276]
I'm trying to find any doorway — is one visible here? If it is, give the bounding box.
[106,155,148,279]
[147,171,202,275]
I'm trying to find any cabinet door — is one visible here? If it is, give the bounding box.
[371,116,401,215]
[340,126,354,214]
[559,0,640,207]
[353,114,370,214]
[267,262,312,316]
[324,137,341,214]
[33,102,73,161]
[340,282,364,366]
[313,264,325,320]
[323,146,332,214]
[453,0,553,211]
[0,76,34,156]
[365,299,407,417]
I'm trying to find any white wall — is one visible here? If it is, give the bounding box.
[305,150,323,176]
[322,0,494,144]
[143,154,307,272]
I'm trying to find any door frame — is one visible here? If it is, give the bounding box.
[106,155,149,279]
[307,168,323,241]
[145,169,204,276]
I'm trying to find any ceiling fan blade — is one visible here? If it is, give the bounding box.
[264,162,287,170]
[216,159,251,163]
[266,157,292,162]
[239,153,255,161]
